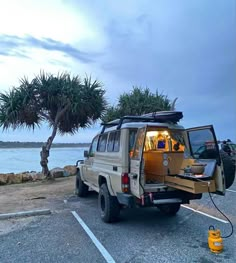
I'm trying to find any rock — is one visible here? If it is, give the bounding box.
[63,165,77,176]
[50,168,66,178]
[8,173,22,184]
[32,172,44,181]
[0,174,9,185]
[22,173,33,182]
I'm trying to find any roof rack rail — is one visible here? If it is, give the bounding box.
[100,111,183,134]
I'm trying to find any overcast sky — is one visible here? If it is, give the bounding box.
[0,0,235,143]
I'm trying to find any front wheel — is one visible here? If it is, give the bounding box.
[98,184,120,223]
[158,203,181,216]
[75,170,88,197]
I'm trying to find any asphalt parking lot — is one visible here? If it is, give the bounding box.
[0,182,235,263]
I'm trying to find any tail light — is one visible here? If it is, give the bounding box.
[121,173,130,193]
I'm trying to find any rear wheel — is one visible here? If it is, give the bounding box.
[158,203,181,216]
[98,184,120,223]
[220,150,235,189]
[75,170,88,197]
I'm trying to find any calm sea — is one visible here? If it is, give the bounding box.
[0,147,88,174]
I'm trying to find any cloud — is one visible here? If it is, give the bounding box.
[0,34,99,63]
[100,1,236,95]
[0,1,235,142]
[69,1,235,97]
[67,0,236,141]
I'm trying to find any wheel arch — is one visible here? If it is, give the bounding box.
[98,173,115,196]
[76,165,86,181]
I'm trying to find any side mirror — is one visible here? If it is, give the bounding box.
[84,150,89,158]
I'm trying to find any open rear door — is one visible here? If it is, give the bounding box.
[129,126,147,198]
[186,125,225,195]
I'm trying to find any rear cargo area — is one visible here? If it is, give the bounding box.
[142,150,217,194]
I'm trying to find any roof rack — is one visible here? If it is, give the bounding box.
[100,111,183,134]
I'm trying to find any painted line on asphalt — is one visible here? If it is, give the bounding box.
[226,189,236,193]
[71,211,116,263]
[0,209,51,220]
[181,205,228,224]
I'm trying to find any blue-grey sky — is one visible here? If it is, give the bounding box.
[0,0,235,143]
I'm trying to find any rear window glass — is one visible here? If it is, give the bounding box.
[129,130,137,152]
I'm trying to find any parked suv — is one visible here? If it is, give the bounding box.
[75,111,233,223]
[220,139,236,165]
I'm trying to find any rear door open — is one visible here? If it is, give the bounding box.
[129,127,146,198]
[186,125,225,195]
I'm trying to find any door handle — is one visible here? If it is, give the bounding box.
[129,173,138,179]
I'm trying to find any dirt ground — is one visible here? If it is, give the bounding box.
[0,176,75,235]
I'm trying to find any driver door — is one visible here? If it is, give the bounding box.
[83,136,98,185]
[186,125,225,195]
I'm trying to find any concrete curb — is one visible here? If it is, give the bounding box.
[0,209,51,220]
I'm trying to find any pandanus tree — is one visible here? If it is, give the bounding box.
[102,86,174,122]
[0,72,106,178]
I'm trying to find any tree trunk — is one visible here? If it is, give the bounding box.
[39,104,70,179]
[40,124,58,179]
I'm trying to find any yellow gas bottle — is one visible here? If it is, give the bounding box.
[208,226,223,253]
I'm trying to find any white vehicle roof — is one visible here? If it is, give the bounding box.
[99,111,184,134]
[101,122,185,133]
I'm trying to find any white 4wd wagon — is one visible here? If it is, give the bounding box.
[75,111,234,223]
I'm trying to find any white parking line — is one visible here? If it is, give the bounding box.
[181,205,229,224]
[227,189,236,193]
[71,211,116,263]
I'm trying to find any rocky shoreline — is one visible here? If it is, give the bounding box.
[0,165,77,185]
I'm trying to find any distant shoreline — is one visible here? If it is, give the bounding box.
[0,141,90,148]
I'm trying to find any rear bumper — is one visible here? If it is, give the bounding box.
[116,191,202,208]
[116,193,136,208]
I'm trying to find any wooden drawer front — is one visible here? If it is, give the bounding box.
[164,175,216,194]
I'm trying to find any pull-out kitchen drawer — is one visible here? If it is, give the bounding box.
[164,175,216,194]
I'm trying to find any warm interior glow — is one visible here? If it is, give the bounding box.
[147,131,158,137]
[162,131,169,136]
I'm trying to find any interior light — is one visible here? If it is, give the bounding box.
[162,131,169,136]
[147,131,158,137]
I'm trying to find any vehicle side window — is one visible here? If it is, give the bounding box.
[129,130,137,152]
[107,132,115,152]
[97,133,108,152]
[132,128,146,159]
[113,132,120,152]
[89,136,98,157]
[107,131,120,152]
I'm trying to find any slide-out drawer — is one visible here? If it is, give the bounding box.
[164,175,215,194]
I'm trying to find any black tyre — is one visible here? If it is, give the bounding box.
[75,170,89,197]
[220,150,235,189]
[98,184,120,223]
[158,203,181,216]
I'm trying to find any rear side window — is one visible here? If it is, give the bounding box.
[97,133,108,152]
[133,127,146,159]
[129,129,137,152]
[107,131,120,152]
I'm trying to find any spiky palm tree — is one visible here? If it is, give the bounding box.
[102,86,173,123]
[0,72,106,178]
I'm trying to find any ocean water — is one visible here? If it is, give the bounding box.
[0,147,88,174]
